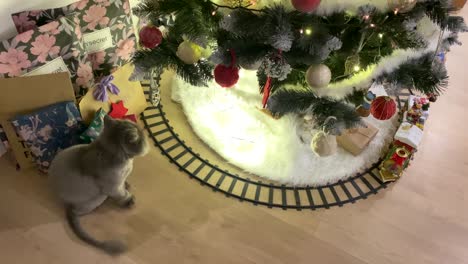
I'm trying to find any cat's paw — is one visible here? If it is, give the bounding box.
[121,195,135,209]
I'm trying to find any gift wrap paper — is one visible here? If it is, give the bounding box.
[337,122,379,156]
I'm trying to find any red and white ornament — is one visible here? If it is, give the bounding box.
[291,0,321,13]
[214,49,239,88]
[371,96,397,120]
[139,25,163,49]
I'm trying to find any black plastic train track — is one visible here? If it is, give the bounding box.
[141,83,410,210]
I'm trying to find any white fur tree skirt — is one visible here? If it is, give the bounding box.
[172,70,399,186]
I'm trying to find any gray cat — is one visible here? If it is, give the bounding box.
[48,115,149,255]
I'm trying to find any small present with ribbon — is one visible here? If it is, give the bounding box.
[336,121,379,156]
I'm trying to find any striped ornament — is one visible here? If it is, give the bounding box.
[371,96,397,120]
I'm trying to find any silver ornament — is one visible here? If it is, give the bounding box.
[306,64,331,89]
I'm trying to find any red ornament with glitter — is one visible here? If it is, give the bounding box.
[214,49,239,88]
[291,0,321,13]
[370,96,397,120]
[139,25,163,49]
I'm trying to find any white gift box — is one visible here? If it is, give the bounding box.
[394,122,424,149]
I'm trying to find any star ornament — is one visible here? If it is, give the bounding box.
[109,101,129,119]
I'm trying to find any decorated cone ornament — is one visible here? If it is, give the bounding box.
[176,40,202,64]
[371,96,397,120]
[306,64,331,89]
[311,131,337,157]
[291,0,321,13]
[139,25,163,49]
[214,49,240,88]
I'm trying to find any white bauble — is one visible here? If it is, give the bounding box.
[176,40,202,64]
[310,131,337,157]
[306,64,331,89]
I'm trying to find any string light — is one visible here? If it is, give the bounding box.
[363,15,370,20]
[305,28,313,35]
[212,10,217,16]
[394,8,399,15]
[353,65,361,72]
[378,33,384,38]
[300,29,304,34]
[370,23,376,28]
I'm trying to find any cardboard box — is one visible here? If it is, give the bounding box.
[337,122,379,156]
[79,63,148,124]
[0,72,76,169]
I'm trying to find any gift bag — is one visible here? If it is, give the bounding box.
[12,0,136,79]
[337,121,379,156]
[0,72,76,169]
[79,63,147,124]
[1,14,93,98]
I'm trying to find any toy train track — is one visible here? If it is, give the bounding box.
[141,82,410,210]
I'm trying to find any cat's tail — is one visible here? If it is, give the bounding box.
[65,205,127,255]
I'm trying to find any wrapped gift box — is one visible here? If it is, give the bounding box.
[337,121,379,156]
[394,122,423,149]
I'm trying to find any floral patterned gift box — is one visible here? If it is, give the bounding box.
[0,14,94,98]
[10,101,86,172]
[12,0,137,79]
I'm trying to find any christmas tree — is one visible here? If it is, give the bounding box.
[132,0,465,133]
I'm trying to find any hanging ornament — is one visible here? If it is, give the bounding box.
[388,0,417,14]
[260,52,292,81]
[176,40,202,64]
[306,64,331,89]
[310,116,338,157]
[291,0,321,13]
[371,96,397,120]
[344,54,361,75]
[139,25,163,49]
[311,131,337,157]
[214,49,239,88]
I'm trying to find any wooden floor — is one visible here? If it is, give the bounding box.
[2,11,468,264]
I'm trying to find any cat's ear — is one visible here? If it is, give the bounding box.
[104,115,115,128]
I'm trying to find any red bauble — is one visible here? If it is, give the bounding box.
[291,0,321,13]
[139,26,163,49]
[214,64,239,88]
[371,96,397,120]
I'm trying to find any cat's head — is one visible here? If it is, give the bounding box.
[100,115,149,158]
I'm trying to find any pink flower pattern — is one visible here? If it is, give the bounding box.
[31,35,60,63]
[83,5,109,30]
[115,39,135,60]
[39,21,60,35]
[89,51,106,70]
[12,12,36,32]
[0,49,32,77]
[10,0,135,83]
[15,30,34,43]
[76,63,93,87]
[70,0,89,10]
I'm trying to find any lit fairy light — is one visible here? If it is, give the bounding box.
[363,15,370,20]
[305,28,312,35]
[378,33,384,38]
[300,29,304,34]
[370,23,376,28]
[394,8,399,15]
[212,10,217,16]
[353,65,361,72]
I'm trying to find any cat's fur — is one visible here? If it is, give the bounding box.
[48,115,149,255]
